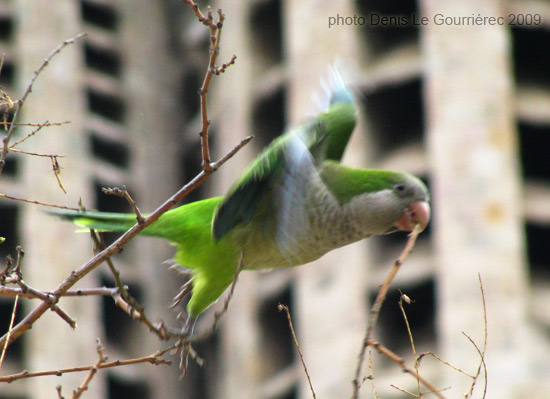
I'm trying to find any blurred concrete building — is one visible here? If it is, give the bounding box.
[1,0,549,398]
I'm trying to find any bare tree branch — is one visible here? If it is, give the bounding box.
[0,343,173,383]
[0,33,85,175]
[350,224,447,399]
[181,0,237,173]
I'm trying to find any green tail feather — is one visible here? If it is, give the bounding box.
[51,210,139,232]
[49,197,224,243]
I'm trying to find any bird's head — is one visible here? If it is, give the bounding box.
[320,162,431,236]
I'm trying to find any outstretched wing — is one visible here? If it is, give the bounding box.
[212,70,357,253]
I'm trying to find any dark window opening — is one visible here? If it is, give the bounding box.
[252,87,286,148]
[107,373,150,399]
[0,59,15,86]
[0,16,14,40]
[356,0,419,57]
[81,1,119,30]
[525,223,550,279]
[250,0,283,65]
[0,204,19,259]
[513,28,550,87]
[1,155,18,177]
[362,78,424,157]
[519,123,550,182]
[90,133,130,168]
[84,42,122,77]
[87,88,126,122]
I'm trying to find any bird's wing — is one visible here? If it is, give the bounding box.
[211,119,328,243]
[212,69,357,258]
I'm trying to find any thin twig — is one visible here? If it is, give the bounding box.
[0,247,78,329]
[399,292,421,397]
[102,186,144,224]
[0,295,19,368]
[352,224,422,398]
[89,231,164,338]
[464,275,488,399]
[279,304,317,399]
[367,350,378,399]
[366,225,421,341]
[72,338,106,399]
[0,193,81,210]
[4,148,66,158]
[8,120,71,147]
[51,156,67,193]
[390,384,451,398]
[367,340,447,399]
[0,344,174,383]
[212,54,237,75]
[417,351,475,379]
[0,286,117,299]
[0,33,85,175]
[182,0,237,173]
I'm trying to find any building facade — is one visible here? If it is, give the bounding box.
[1,0,549,398]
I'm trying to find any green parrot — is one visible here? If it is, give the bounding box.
[52,71,430,318]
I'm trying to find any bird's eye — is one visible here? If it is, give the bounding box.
[394,183,406,193]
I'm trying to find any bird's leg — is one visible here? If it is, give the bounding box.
[174,306,196,337]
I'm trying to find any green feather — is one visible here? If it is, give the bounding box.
[320,161,408,204]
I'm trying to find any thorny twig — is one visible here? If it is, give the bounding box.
[5,147,66,158]
[367,350,377,399]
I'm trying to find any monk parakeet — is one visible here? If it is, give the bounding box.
[52,71,430,318]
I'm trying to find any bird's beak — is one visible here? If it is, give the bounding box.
[394,201,431,232]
